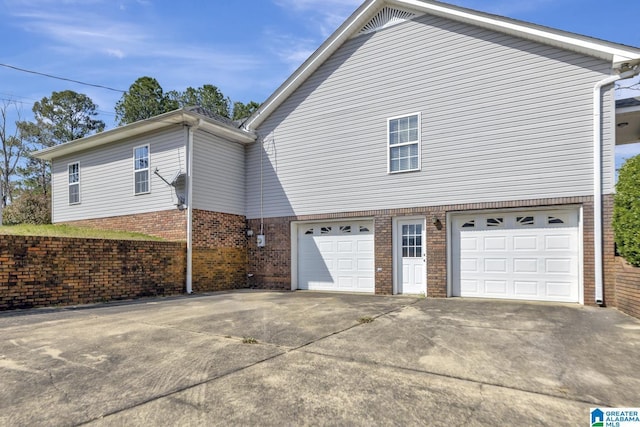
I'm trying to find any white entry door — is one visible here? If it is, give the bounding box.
[396,219,426,295]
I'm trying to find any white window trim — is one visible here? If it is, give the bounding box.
[387,112,421,174]
[133,144,151,195]
[68,161,80,205]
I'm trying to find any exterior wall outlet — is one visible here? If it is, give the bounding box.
[257,234,266,247]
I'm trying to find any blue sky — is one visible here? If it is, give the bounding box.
[2,0,640,162]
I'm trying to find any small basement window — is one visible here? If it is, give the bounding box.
[134,145,150,195]
[68,162,80,205]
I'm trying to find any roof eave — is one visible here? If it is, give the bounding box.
[244,0,640,131]
[244,0,380,131]
[33,109,256,161]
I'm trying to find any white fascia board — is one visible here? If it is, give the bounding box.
[245,0,640,132]
[391,0,640,66]
[244,0,380,131]
[33,110,255,161]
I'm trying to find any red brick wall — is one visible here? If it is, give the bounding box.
[246,218,291,289]
[246,196,607,304]
[374,216,393,294]
[192,210,248,292]
[603,195,616,306]
[615,257,640,319]
[63,209,187,241]
[0,235,186,310]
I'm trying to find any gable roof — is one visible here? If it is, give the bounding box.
[244,0,640,131]
[33,107,256,161]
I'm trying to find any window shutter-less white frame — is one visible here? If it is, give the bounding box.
[68,162,80,205]
[133,144,150,195]
[388,113,421,173]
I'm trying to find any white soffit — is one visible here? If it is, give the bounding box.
[356,7,423,36]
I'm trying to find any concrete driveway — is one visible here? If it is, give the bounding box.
[1,291,639,426]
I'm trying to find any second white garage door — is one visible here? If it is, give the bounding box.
[451,209,580,303]
[298,221,374,293]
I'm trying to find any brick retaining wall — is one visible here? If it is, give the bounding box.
[192,209,248,292]
[64,209,187,241]
[615,257,640,320]
[0,235,186,310]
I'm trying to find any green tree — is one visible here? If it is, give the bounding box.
[0,100,25,208]
[614,154,640,266]
[169,84,231,118]
[18,90,105,196]
[33,90,105,143]
[17,121,54,195]
[232,101,261,121]
[2,190,50,225]
[115,77,178,125]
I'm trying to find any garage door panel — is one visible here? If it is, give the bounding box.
[484,237,506,251]
[358,240,373,252]
[514,281,538,296]
[338,258,353,269]
[357,258,374,271]
[546,258,573,274]
[513,236,537,250]
[453,209,580,303]
[485,280,508,295]
[460,258,478,272]
[513,259,538,273]
[461,237,478,251]
[461,280,479,293]
[545,234,573,250]
[546,282,573,298]
[298,221,374,293]
[484,258,507,273]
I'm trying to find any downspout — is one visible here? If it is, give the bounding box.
[593,68,637,305]
[186,119,203,294]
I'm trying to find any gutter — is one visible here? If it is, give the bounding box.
[185,119,203,294]
[593,67,638,305]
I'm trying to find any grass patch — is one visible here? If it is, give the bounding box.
[0,224,165,241]
[242,337,258,344]
[358,316,374,324]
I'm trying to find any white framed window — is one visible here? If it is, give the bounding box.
[133,145,150,195]
[388,113,420,173]
[68,162,80,205]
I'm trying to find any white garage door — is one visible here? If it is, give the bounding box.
[298,221,374,293]
[452,209,580,303]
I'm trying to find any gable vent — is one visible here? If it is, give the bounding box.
[357,7,421,36]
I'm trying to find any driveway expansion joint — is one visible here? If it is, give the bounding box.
[296,348,614,408]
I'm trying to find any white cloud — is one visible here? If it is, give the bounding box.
[106,49,125,59]
[262,29,317,70]
[273,0,361,38]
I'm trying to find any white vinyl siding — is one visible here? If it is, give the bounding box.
[133,145,150,195]
[247,13,613,219]
[68,162,80,205]
[388,113,420,173]
[51,127,186,222]
[191,130,245,215]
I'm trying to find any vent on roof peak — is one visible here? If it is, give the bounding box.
[358,7,421,36]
